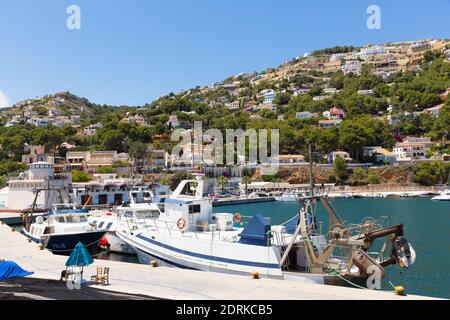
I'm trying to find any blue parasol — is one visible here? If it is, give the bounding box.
[65,242,94,267]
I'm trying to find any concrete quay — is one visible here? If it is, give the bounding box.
[0,222,437,300]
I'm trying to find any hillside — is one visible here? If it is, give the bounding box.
[0,38,449,188]
[2,92,95,118]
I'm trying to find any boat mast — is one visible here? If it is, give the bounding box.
[24,188,41,230]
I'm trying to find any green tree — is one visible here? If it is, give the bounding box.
[128,141,149,172]
[241,176,252,195]
[350,168,367,185]
[333,157,349,184]
[338,121,370,161]
[96,167,116,174]
[433,104,450,145]
[169,171,193,190]
[71,170,92,183]
[217,175,228,193]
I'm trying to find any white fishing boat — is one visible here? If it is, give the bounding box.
[431,189,450,201]
[88,190,161,254]
[22,205,107,255]
[116,175,416,288]
[274,192,299,202]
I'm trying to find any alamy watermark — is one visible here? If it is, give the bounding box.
[66,4,81,30]
[366,265,382,290]
[367,5,381,30]
[171,122,280,175]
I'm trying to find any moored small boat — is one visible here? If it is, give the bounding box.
[23,207,107,255]
[431,189,450,201]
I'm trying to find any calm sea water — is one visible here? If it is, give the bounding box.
[214,198,450,299]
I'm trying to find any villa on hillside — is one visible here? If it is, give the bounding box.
[327,151,352,164]
[65,151,91,171]
[318,119,342,128]
[82,123,103,136]
[393,136,434,162]
[341,60,362,75]
[420,104,444,117]
[21,145,54,164]
[276,155,306,165]
[323,107,345,120]
[363,146,396,163]
[87,151,119,172]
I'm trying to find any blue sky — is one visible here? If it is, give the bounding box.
[0,0,449,107]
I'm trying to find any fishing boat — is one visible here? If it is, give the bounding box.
[431,189,450,201]
[88,190,161,254]
[274,192,299,202]
[116,175,416,288]
[22,204,107,255]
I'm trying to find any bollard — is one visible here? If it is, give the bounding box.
[395,286,406,296]
[38,243,44,250]
[27,238,32,243]
[150,260,158,267]
[251,271,260,279]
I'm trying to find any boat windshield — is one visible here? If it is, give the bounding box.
[135,210,160,219]
[50,214,88,223]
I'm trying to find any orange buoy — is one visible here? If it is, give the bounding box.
[177,217,187,230]
[99,236,109,247]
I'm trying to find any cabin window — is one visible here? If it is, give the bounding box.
[66,216,75,223]
[157,204,165,213]
[79,216,87,222]
[135,210,160,219]
[98,222,105,228]
[189,204,201,214]
[56,216,65,223]
[106,222,113,230]
[124,211,133,218]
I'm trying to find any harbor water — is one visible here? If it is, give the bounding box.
[213,198,449,299]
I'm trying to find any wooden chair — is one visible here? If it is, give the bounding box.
[102,267,110,286]
[91,267,110,286]
[90,267,103,284]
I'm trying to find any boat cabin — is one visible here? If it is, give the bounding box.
[28,213,94,239]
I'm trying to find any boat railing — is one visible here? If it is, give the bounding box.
[122,214,271,243]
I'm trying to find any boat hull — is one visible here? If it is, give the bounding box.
[130,238,370,287]
[431,196,450,201]
[102,232,136,255]
[23,229,107,255]
[118,229,371,288]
